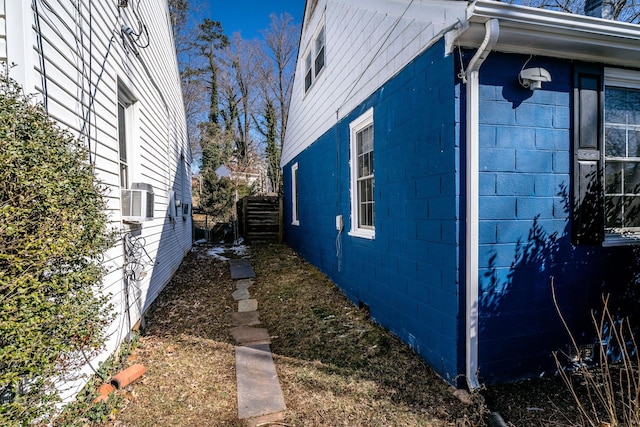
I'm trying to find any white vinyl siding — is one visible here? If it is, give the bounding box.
[4,0,191,402]
[282,0,466,166]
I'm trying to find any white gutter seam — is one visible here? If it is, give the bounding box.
[464,17,499,391]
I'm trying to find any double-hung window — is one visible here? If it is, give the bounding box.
[118,100,129,189]
[303,21,325,93]
[349,108,374,239]
[304,52,313,92]
[604,71,640,236]
[314,25,325,77]
[573,66,640,245]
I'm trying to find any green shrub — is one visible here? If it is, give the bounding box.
[0,76,114,424]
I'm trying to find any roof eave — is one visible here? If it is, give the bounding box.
[453,0,640,68]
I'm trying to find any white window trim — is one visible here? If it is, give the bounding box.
[349,108,375,240]
[117,82,139,187]
[314,24,325,78]
[603,68,640,245]
[291,162,300,226]
[302,17,326,94]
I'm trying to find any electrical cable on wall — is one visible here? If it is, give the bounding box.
[337,0,415,116]
[121,232,154,360]
[38,0,119,165]
[336,227,342,272]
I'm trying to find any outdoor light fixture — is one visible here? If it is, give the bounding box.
[118,0,128,7]
[519,67,551,90]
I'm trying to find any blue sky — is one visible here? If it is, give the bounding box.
[191,0,305,40]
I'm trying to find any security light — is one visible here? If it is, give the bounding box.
[519,67,551,90]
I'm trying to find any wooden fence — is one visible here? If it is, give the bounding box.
[236,196,283,243]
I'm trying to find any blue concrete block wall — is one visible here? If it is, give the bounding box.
[283,39,463,383]
[476,53,637,383]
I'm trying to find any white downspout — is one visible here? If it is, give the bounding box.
[465,18,499,390]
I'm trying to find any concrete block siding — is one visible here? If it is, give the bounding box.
[476,53,635,383]
[284,43,638,385]
[284,40,462,383]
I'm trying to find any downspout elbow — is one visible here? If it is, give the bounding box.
[466,18,500,76]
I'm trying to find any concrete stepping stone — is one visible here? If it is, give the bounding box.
[236,344,286,420]
[229,259,256,279]
[227,311,261,327]
[236,279,254,290]
[238,299,258,312]
[229,326,271,345]
[232,288,251,301]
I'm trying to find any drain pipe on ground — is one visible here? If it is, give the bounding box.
[463,17,499,391]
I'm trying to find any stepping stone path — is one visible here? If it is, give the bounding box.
[228,256,286,426]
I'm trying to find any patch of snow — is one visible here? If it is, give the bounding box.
[207,247,229,261]
[204,243,250,261]
[231,245,249,257]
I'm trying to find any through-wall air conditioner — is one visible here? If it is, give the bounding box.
[121,183,154,223]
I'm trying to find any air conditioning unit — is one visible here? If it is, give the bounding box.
[121,183,154,223]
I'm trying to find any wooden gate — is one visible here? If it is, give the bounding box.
[236,196,283,243]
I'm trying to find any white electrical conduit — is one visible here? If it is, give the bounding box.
[464,18,499,390]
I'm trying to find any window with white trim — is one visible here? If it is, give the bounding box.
[604,71,640,236]
[573,66,640,245]
[303,21,325,93]
[349,108,374,239]
[291,162,299,225]
[304,52,313,92]
[314,25,325,77]
[117,100,129,188]
[117,85,136,189]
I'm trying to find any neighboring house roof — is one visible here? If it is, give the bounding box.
[216,163,261,179]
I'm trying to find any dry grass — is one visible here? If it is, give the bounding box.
[109,243,489,426]
[250,244,487,426]
[110,249,242,426]
[102,242,640,427]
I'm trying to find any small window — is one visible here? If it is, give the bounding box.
[118,101,129,188]
[291,163,299,226]
[303,20,326,94]
[349,108,374,239]
[314,25,325,77]
[304,52,312,92]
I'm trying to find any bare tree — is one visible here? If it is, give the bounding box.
[221,35,260,166]
[253,13,299,192]
[168,0,209,157]
[261,13,299,153]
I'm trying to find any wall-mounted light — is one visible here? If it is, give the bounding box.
[118,0,128,7]
[519,67,551,90]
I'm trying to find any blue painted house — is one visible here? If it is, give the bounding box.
[281,0,640,386]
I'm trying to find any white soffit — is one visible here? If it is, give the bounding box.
[454,0,640,68]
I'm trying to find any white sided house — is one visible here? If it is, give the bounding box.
[2,1,192,399]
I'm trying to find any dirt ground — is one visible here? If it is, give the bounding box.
[106,242,587,426]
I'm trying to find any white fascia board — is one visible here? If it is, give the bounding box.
[454,0,640,68]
